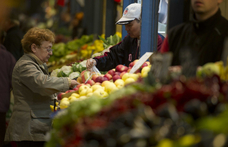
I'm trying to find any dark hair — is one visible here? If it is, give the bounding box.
[7,10,20,25]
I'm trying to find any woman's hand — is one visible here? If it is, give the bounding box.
[70,80,80,88]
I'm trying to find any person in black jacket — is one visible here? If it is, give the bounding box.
[1,11,24,61]
[86,3,163,71]
[160,0,228,66]
[0,44,16,147]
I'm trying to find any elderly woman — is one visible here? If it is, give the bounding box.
[5,27,79,147]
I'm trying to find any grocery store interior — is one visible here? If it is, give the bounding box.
[1,0,228,147]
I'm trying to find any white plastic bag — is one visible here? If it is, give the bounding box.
[84,66,101,83]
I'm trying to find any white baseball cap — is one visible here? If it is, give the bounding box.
[116,3,141,25]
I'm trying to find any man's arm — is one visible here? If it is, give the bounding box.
[92,36,132,71]
[94,42,125,71]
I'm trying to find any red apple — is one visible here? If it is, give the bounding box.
[65,90,75,93]
[96,76,108,83]
[80,70,86,82]
[73,87,79,91]
[120,72,127,78]
[107,69,116,76]
[57,92,65,100]
[85,80,95,86]
[114,71,121,76]
[103,77,109,82]
[104,73,112,81]
[135,68,141,73]
[76,84,84,89]
[141,62,148,69]
[115,65,128,72]
[92,74,99,82]
[127,67,132,73]
[129,59,139,68]
[95,76,103,83]
[113,75,121,82]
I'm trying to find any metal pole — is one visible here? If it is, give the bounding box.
[140,0,160,55]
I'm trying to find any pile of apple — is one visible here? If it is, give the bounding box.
[58,60,151,109]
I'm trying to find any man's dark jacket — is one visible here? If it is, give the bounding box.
[167,9,228,66]
[0,45,16,112]
[94,35,162,71]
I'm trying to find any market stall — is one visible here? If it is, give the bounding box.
[3,0,228,147]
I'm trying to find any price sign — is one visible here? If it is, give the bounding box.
[150,52,173,81]
[129,52,153,73]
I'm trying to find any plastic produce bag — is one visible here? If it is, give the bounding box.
[84,66,101,83]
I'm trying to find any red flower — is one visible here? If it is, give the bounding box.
[114,0,121,3]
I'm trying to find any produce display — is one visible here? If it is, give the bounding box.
[54,60,151,109]
[48,35,95,71]
[49,33,122,75]
[45,60,228,147]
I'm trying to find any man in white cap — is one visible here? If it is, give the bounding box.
[86,3,163,71]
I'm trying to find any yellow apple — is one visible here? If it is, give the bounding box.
[70,93,80,98]
[122,73,130,81]
[101,91,108,98]
[93,89,108,98]
[79,89,88,96]
[69,97,79,103]
[141,66,150,77]
[86,88,93,94]
[104,82,117,94]
[68,96,76,101]
[146,61,150,65]
[79,85,90,94]
[114,79,125,89]
[101,81,111,87]
[129,73,139,81]
[91,84,104,92]
[60,100,70,109]
[87,93,93,97]
[124,78,135,85]
[79,96,87,100]
[61,97,69,101]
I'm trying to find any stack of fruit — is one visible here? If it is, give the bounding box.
[53,60,152,110]
[197,61,228,81]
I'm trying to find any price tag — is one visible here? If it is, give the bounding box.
[150,52,173,81]
[222,37,228,66]
[179,47,198,77]
[129,52,153,73]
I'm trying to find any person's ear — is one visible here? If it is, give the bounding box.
[31,43,37,53]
